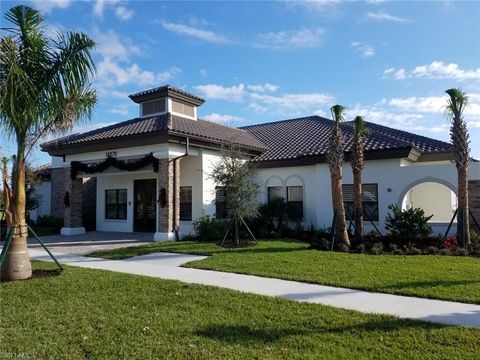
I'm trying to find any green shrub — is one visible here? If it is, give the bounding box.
[33,215,63,229]
[356,243,366,253]
[311,237,331,251]
[454,248,469,256]
[424,246,439,255]
[258,198,288,234]
[337,244,350,253]
[369,242,383,255]
[385,204,433,243]
[407,247,423,256]
[180,234,198,242]
[192,215,229,242]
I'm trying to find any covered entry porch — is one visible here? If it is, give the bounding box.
[59,144,204,241]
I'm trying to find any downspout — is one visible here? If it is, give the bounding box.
[170,137,189,241]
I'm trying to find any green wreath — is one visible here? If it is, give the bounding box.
[70,153,159,179]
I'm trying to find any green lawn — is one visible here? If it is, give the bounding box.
[89,240,480,304]
[1,261,479,359]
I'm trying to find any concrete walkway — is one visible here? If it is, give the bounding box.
[29,248,480,328]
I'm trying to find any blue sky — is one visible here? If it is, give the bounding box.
[1,0,479,165]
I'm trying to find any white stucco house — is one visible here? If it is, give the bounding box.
[35,85,480,240]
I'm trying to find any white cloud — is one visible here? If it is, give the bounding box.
[32,0,71,12]
[194,84,245,102]
[255,28,325,49]
[247,83,279,93]
[161,21,232,44]
[411,61,480,80]
[364,11,408,22]
[346,105,427,132]
[393,69,406,80]
[195,82,332,116]
[95,29,140,61]
[384,61,480,81]
[93,28,182,90]
[249,92,333,115]
[202,113,245,123]
[346,91,480,137]
[365,0,387,4]
[115,6,134,21]
[387,94,480,117]
[286,0,342,16]
[386,96,445,113]
[97,59,181,87]
[351,41,375,58]
[93,0,121,17]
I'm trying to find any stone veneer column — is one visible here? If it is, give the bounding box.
[155,159,180,241]
[61,166,85,236]
[50,167,66,219]
[469,180,480,231]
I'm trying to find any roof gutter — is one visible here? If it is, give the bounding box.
[169,137,190,241]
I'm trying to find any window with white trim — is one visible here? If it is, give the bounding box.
[105,189,127,220]
[267,186,283,202]
[215,187,227,219]
[180,186,192,221]
[342,183,379,221]
[287,186,303,219]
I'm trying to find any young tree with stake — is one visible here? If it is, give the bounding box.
[0,6,96,280]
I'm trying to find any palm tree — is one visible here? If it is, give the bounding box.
[351,116,366,240]
[0,5,96,280]
[326,105,350,247]
[445,88,471,246]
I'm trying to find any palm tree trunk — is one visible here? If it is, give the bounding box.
[457,166,470,246]
[1,142,32,281]
[332,167,350,247]
[353,168,364,239]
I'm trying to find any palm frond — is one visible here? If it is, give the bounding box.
[445,88,468,117]
[330,104,347,125]
[353,116,367,136]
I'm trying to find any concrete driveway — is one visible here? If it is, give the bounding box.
[27,231,153,255]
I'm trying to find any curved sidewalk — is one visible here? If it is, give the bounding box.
[29,248,480,328]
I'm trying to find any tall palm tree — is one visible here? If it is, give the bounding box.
[0,5,96,280]
[351,116,366,240]
[445,88,471,246]
[326,105,350,247]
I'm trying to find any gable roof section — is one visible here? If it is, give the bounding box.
[241,116,452,163]
[41,114,266,154]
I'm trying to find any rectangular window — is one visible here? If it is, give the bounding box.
[287,186,303,219]
[215,187,227,219]
[342,183,379,221]
[267,186,283,202]
[105,189,127,220]
[142,99,166,116]
[180,186,192,221]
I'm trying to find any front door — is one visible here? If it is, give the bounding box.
[134,179,157,232]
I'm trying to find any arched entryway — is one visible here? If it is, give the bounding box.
[398,178,457,223]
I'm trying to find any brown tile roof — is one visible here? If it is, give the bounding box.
[241,116,452,162]
[40,114,266,153]
[41,114,453,163]
[129,85,205,105]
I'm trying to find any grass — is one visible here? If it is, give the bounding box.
[1,261,479,359]
[89,240,480,304]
